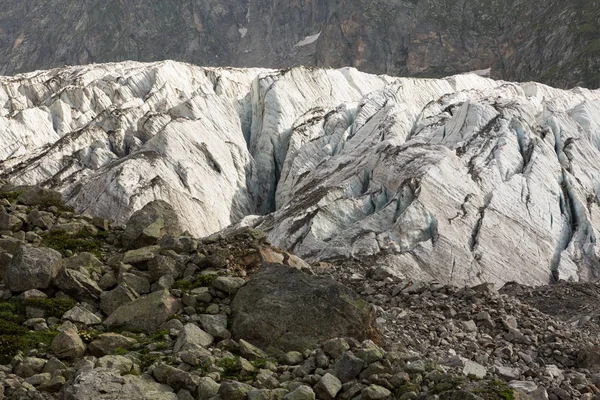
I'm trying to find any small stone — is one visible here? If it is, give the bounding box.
[205,303,220,314]
[25,372,52,386]
[218,380,254,400]
[355,341,384,364]
[461,320,477,332]
[42,357,67,374]
[122,246,159,264]
[173,323,214,352]
[197,376,220,400]
[443,356,486,378]
[239,339,268,360]
[405,359,426,373]
[508,381,538,393]
[322,338,350,359]
[283,385,316,400]
[281,351,304,365]
[334,351,364,383]
[212,276,246,294]
[38,374,66,393]
[361,384,392,400]
[314,373,342,400]
[152,363,200,393]
[197,313,231,339]
[495,366,520,380]
[13,357,46,378]
[100,283,139,315]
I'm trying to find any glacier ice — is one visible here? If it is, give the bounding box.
[1,61,600,286]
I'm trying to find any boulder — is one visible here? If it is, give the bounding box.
[95,355,133,375]
[212,276,246,294]
[197,314,231,339]
[152,364,200,393]
[218,381,254,400]
[283,385,316,400]
[13,357,47,378]
[88,333,137,357]
[148,255,180,281]
[173,323,214,352]
[51,328,86,359]
[104,289,182,332]
[122,200,182,249]
[16,187,62,206]
[63,305,102,325]
[0,212,23,231]
[314,373,342,400]
[100,283,139,315]
[53,267,103,303]
[62,252,103,275]
[63,368,177,400]
[5,246,62,292]
[197,377,220,399]
[230,263,380,354]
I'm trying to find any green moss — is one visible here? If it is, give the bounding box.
[150,330,169,341]
[113,347,129,356]
[471,379,515,400]
[0,330,58,364]
[0,298,69,363]
[106,325,145,335]
[23,297,76,318]
[0,190,25,202]
[154,341,169,351]
[41,230,106,258]
[138,352,165,370]
[172,274,216,291]
[218,356,241,379]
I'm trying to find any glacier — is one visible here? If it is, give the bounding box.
[1,60,600,287]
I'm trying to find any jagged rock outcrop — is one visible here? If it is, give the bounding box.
[1,0,599,88]
[2,61,600,287]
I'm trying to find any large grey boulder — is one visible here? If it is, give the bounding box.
[104,289,182,332]
[122,200,182,250]
[152,364,200,394]
[16,187,62,206]
[88,333,137,357]
[53,268,103,303]
[51,328,86,359]
[0,212,23,231]
[5,246,62,292]
[100,283,139,315]
[230,263,380,354]
[63,368,177,400]
[173,323,214,352]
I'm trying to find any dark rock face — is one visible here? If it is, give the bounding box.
[230,263,381,354]
[1,0,599,88]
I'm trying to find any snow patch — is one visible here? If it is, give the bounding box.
[294,32,321,48]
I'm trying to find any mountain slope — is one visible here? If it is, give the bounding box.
[1,0,599,88]
[2,61,600,287]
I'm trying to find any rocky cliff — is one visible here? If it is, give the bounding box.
[1,0,599,89]
[1,61,600,288]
